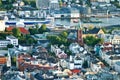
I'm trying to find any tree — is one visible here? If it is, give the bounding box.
[38,24,47,34]
[83,36,103,46]
[12,28,21,37]
[23,0,36,8]
[59,0,63,7]
[29,28,38,35]
[60,31,68,38]
[11,56,16,66]
[86,0,91,7]
[7,44,14,48]
[47,31,70,46]
[101,28,107,33]
[78,0,83,5]
[27,38,34,45]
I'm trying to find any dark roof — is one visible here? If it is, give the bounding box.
[20,6,36,11]
[75,56,81,60]
[109,56,120,60]
[34,73,44,80]
[84,27,101,34]
[0,16,4,20]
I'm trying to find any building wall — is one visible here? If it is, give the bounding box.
[0,20,5,31]
[19,45,33,52]
[91,63,101,72]
[71,13,80,18]
[114,62,120,73]
[50,0,59,10]
[98,29,105,34]
[0,40,10,47]
[6,36,18,46]
[36,0,50,9]
[112,39,120,44]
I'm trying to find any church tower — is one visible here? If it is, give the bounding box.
[77,20,83,45]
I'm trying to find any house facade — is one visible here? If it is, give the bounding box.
[0,40,10,47]
[6,36,18,46]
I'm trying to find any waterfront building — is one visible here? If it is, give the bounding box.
[36,0,50,9]
[50,0,59,10]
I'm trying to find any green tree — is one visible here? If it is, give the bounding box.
[78,0,83,5]
[59,0,63,7]
[30,0,36,8]
[7,44,14,48]
[86,0,91,7]
[101,28,107,33]
[38,24,47,34]
[60,31,68,38]
[83,36,103,46]
[11,56,16,66]
[29,28,38,35]
[27,38,34,45]
[12,28,21,37]
[23,0,36,8]
[23,0,30,5]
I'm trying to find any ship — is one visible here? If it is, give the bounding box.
[83,18,102,23]
[73,19,79,23]
[5,19,51,26]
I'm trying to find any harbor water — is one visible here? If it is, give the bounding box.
[54,17,120,27]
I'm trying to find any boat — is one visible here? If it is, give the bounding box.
[5,19,51,26]
[82,18,102,23]
[90,18,102,23]
[73,19,79,23]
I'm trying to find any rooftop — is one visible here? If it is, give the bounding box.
[7,36,17,39]
[6,27,29,34]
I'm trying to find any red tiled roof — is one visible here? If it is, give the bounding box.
[103,42,113,51]
[6,27,29,34]
[103,42,112,45]
[71,69,81,73]
[0,57,7,64]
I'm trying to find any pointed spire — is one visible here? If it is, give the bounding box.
[76,19,82,30]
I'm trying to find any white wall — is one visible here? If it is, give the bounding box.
[0,20,5,31]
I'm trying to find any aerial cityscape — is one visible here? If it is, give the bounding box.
[0,0,120,80]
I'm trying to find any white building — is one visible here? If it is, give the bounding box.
[18,45,33,52]
[0,19,6,31]
[69,55,83,69]
[51,45,61,55]
[99,43,120,67]
[36,0,50,9]
[0,40,10,47]
[91,61,104,72]
[101,34,120,44]
[7,51,11,67]
[6,36,18,46]
[50,0,59,10]
[114,61,120,73]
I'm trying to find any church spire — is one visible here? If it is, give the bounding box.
[77,19,83,45]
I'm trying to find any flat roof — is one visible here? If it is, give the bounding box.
[7,36,17,39]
